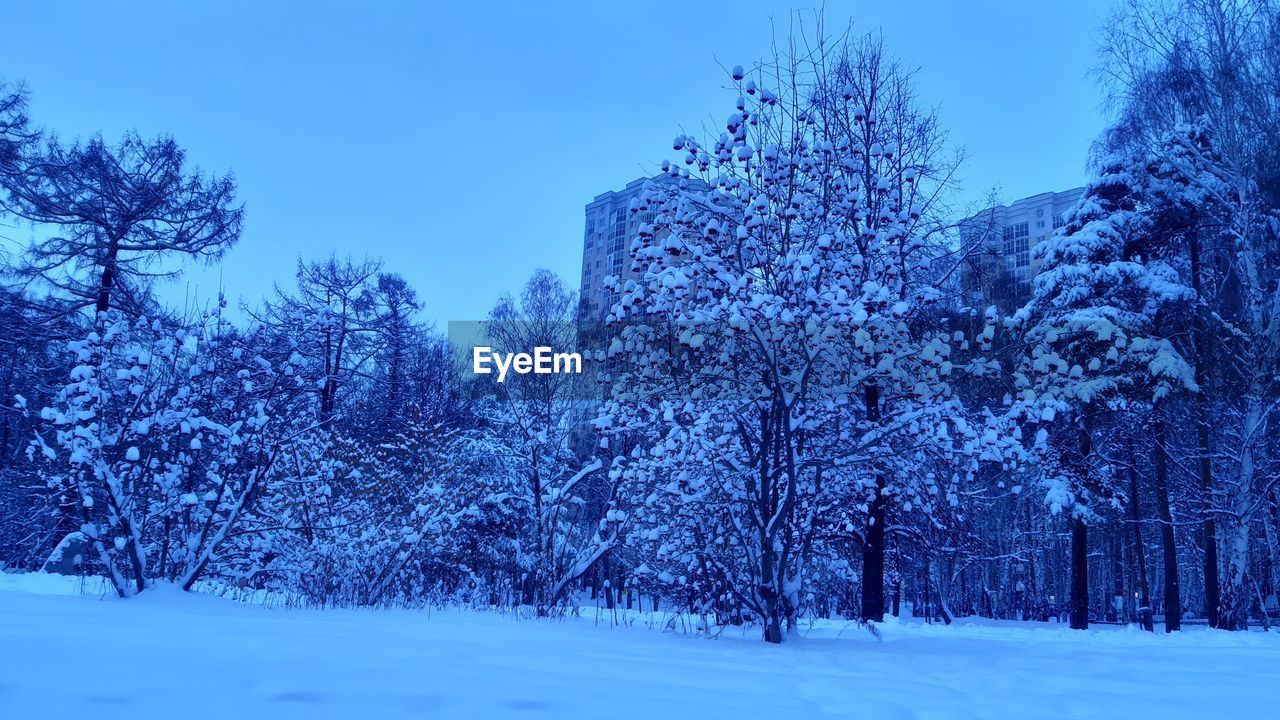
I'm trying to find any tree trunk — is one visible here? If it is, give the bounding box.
[862,473,887,622]
[1219,393,1263,631]
[601,552,614,610]
[760,530,784,643]
[1068,417,1092,630]
[921,561,930,623]
[1220,516,1250,631]
[521,573,536,608]
[1200,421,1221,628]
[95,242,120,313]
[1153,416,1182,631]
[861,383,886,622]
[1188,232,1221,629]
[933,555,953,625]
[891,573,901,618]
[1263,496,1280,625]
[1128,440,1154,631]
[1070,515,1089,630]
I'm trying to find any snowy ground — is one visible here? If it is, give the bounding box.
[1,573,1277,719]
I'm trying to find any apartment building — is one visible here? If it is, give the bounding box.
[959,187,1085,311]
[580,177,650,320]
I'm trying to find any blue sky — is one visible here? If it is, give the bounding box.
[0,0,1111,326]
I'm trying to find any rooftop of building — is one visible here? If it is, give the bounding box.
[986,186,1085,213]
[959,186,1086,227]
[588,176,658,205]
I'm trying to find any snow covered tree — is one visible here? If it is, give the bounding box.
[29,302,321,596]
[257,422,525,608]
[1012,140,1197,629]
[1101,1,1280,629]
[481,269,615,613]
[0,284,74,569]
[600,30,1014,642]
[1154,127,1280,631]
[1099,0,1280,205]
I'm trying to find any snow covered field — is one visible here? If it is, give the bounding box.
[1,574,1277,719]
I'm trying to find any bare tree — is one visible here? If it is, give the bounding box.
[371,272,421,429]
[252,255,382,425]
[1,130,242,314]
[0,80,35,182]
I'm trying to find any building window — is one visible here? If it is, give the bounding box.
[1036,220,1045,229]
[1002,222,1029,256]
[610,208,627,254]
[1053,213,1067,230]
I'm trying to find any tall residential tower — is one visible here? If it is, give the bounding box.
[579,177,652,320]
